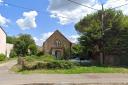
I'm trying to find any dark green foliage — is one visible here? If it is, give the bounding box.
[7,34,37,57]
[28,44,37,55]
[46,60,75,69]
[21,56,75,70]
[75,9,124,33]
[104,30,128,65]
[18,55,76,70]
[71,44,85,59]
[6,36,16,44]
[22,60,75,70]
[13,34,37,57]
[0,54,6,61]
[75,9,128,64]
[14,39,26,56]
[36,51,44,56]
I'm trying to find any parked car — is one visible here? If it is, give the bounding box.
[70,57,91,63]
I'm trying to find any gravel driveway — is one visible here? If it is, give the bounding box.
[0,60,128,85]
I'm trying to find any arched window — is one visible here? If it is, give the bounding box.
[55,40,61,47]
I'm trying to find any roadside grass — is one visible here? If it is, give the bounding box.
[0,57,17,64]
[12,65,128,74]
[11,55,128,74]
[25,55,55,62]
[0,60,8,64]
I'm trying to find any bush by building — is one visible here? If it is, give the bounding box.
[17,54,76,70]
[0,54,6,61]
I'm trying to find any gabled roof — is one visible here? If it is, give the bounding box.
[44,30,72,44]
[0,26,7,36]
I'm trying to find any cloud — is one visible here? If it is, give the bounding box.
[0,0,3,3]
[41,32,54,42]
[104,0,128,15]
[68,35,79,43]
[48,0,128,25]
[0,14,10,27]
[34,31,79,46]
[0,0,9,6]
[16,11,38,30]
[48,0,100,25]
[33,37,41,46]
[33,32,54,46]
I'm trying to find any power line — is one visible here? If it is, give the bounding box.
[67,0,128,10]
[112,2,128,9]
[3,1,72,21]
[3,1,128,13]
[2,0,128,22]
[52,14,76,21]
[3,2,41,12]
[67,0,99,11]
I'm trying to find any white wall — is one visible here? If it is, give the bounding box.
[0,28,6,55]
[6,43,13,58]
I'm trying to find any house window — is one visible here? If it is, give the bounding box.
[55,40,61,47]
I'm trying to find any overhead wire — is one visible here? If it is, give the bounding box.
[1,0,128,21]
[67,0,99,10]
[112,2,128,9]
[3,2,41,12]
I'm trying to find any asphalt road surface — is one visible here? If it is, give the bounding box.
[0,60,128,85]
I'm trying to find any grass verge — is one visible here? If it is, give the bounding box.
[0,57,17,64]
[11,65,128,74]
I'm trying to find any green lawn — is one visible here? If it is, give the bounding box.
[12,66,128,74]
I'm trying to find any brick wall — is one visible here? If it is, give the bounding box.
[43,30,71,58]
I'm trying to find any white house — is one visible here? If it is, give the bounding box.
[0,27,13,58]
[0,27,7,55]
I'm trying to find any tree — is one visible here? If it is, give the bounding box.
[75,9,127,61]
[14,39,26,56]
[13,34,36,57]
[72,44,81,56]
[28,44,37,55]
[71,44,83,57]
[75,9,124,33]
[6,36,16,44]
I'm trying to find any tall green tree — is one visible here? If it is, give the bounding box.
[6,36,16,44]
[75,9,128,60]
[14,34,36,57]
[75,9,124,33]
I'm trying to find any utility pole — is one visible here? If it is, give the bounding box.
[100,4,104,65]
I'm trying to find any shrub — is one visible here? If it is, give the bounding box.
[0,54,6,61]
[10,50,17,58]
[47,60,75,69]
[22,60,75,70]
[41,54,55,61]
[24,56,35,62]
[20,54,76,70]
[36,51,44,56]
[28,44,37,55]
[24,54,55,62]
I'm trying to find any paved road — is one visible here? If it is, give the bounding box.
[0,60,128,85]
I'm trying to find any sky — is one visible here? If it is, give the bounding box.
[0,0,128,46]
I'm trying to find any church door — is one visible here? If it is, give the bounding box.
[55,50,61,59]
